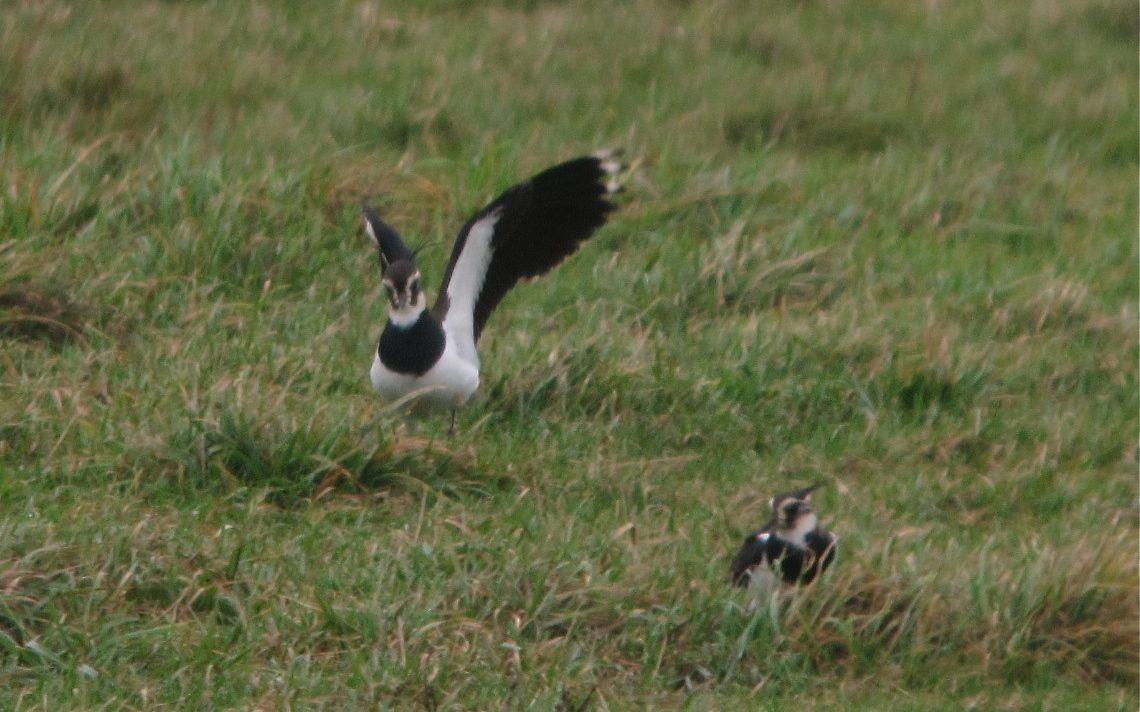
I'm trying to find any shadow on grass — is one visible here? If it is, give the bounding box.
[0,281,89,346]
[723,107,905,154]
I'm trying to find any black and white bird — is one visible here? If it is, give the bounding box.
[362,151,621,428]
[730,483,838,593]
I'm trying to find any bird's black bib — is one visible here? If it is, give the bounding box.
[378,313,446,376]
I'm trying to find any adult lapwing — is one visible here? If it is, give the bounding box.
[730,483,838,594]
[362,151,622,430]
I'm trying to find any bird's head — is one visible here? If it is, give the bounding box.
[381,259,424,315]
[361,203,424,319]
[769,484,822,532]
[774,497,817,531]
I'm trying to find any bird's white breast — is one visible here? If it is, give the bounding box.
[370,335,480,408]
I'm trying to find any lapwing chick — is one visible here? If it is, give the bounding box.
[363,151,622,431]
[730,483,838,593]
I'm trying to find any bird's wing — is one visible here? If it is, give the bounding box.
[432,152,621,347]
[807,528,839,570]
[729,529,772,586]
[362,204,415,270]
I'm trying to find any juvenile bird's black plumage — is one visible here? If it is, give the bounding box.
[730,483,838,588]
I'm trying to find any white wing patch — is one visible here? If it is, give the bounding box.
[441,210,500,363]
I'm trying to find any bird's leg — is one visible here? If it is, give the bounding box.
[448,407,457,438]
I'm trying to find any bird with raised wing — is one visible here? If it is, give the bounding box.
[362,151,622,430]
[730,483,838,595]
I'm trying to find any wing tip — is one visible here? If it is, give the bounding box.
[591,148,625,194]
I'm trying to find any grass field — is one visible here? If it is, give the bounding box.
[2,0,1137,708]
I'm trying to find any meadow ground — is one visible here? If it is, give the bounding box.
[1,0,1137,709]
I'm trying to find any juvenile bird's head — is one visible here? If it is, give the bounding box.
[768,483,822,536]
[774,496,817,532]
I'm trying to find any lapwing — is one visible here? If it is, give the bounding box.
[730,483,838,594]
[362,151,622,430]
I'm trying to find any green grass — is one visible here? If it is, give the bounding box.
[1,0,1136,708]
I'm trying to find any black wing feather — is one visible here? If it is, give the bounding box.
[804,529,838,580]
[729,523,775,587]
[432,156,616,340]
[730,524,837,587]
